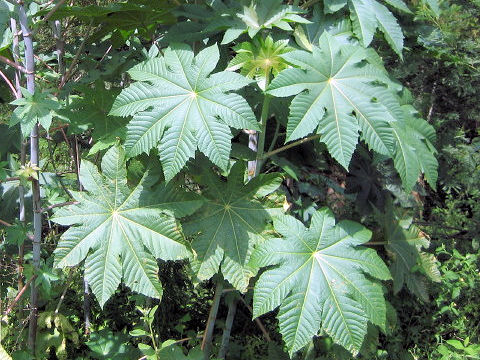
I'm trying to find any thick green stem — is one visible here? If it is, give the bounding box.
[262,134,321,160]
[254,93,272,176]
[267,119,280,155]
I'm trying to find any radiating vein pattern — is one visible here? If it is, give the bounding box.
[183,161,283,292]
[250,208,391,355]
[267,32,437,190]
[110,43,258,181]
[51,146,201,307]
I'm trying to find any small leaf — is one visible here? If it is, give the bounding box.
[10,90,60,137]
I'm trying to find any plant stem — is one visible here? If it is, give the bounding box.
[11,18,26,312]
[32,0,67,34]
[39,201,78,213]
[267,119,280,154]
[255,95,272,175]
[0,219,12,227]
[59,20,93,89]
[247,130,258,179]
[254,79,273,176]
[0,70,17,96]
[262,134,321,159]
[218,298,238,359]
[0,55,28,74]
[238,296,272,342]
[3,275,37,317]
[202,279,224,360]
[17,3,41,352]
[52,20,65,80]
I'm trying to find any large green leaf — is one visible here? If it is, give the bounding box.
[250,208,391,355]
[183,161,283,292]
[110,43,258,181]
[52,146,201,307]
[294,6,355,51]
[268,32,400,169]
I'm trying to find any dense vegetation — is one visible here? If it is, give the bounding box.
[0,0,478,359]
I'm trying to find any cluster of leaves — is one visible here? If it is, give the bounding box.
[4,0,473,359]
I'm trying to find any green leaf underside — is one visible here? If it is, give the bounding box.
[251,208,391,355]
[268,32,400,169]
[52,146,198,307]
[110,43,257,181]
[183,161,283,292]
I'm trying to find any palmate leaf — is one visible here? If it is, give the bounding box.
[380,203,441,301]
[110,43,258,182]
[348,0,404,56]
[268,32,437,191]
[52,146,201,307]
[10,89,60,137]
[268,32,400,169]
[294,6,355,51]
[391,106,438,190]
[251,208,390,355]
[305,0,406,55]
[59,82,127,141]
[183,161,283,292]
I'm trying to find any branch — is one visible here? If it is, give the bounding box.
[0,69,17,96]
[0,55,28,73]
[39,201,78,213]
[38,0,67,24]
[201,280,224,356]
[3,275,37,317]
[0,176,20,183]
[0,218,13,227]
[238,297,271,342]
[59,20,93,89]
[261,134,322,159]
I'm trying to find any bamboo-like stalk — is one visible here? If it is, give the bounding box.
[10,18,26,307]
[17,2,41,352]
[201,280,224,360]
[218,298,238,359]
